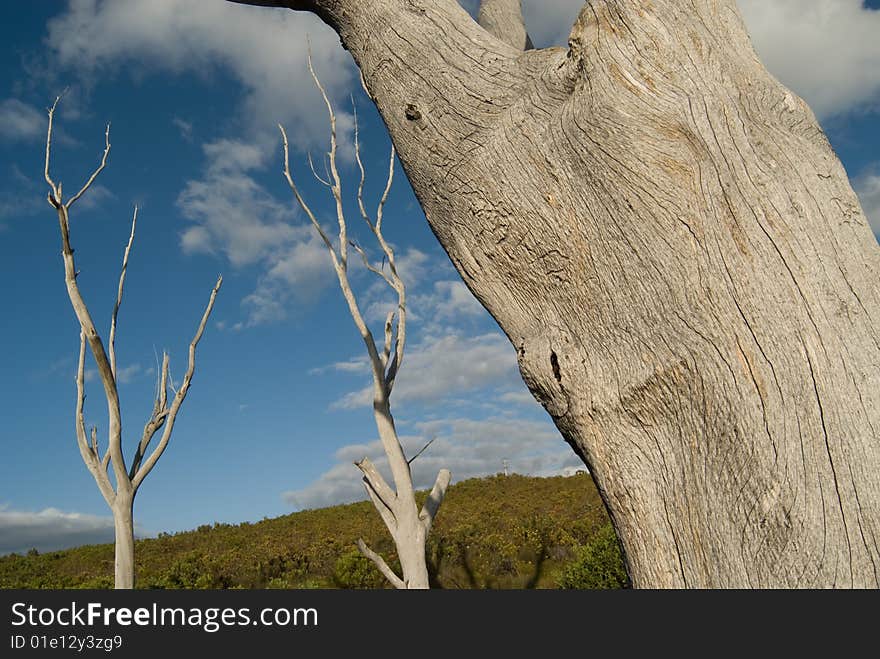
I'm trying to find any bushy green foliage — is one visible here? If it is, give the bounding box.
[0,473,624,589]
[155,552,232,589]
[556,523,628,589]
[333,549,391,589]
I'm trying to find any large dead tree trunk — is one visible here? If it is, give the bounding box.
[230,0,880,587]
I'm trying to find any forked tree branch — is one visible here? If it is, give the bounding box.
[129,352,170,481]
[46,102,127,486]
[109,206,137,380]
[65,123,111,210]
[280,59,450,588]
[75,331,114,505]
[44,97,222,519]
[131,275,222,490]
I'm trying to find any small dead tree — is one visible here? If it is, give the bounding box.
[44,97,222,589]
[279,60,450,589]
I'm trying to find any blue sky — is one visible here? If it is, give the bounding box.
[1,0,879,555]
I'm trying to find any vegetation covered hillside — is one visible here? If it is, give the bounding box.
[0,473,627,589]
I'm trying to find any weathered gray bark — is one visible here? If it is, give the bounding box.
[230,0,880,587]
[112,493,135,589]
[44,99,222,589]
[478,0,532,51]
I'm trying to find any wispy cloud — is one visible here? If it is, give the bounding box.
[115,363,142,384]
[44,0,360,329]
[0,164,46,222]
[0,98,45,142]
[178,139,298,267]
[282,415,580,510]
[730,0,880,119]
[0,505,118,555]
[172,116,193,142]
[309,357,369,376]
[176,138,335,326]
[45,0,353,148]
[328,331,521,409]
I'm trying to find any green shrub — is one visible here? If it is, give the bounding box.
[556,523,627,589]
[75,575,114,589]
[333,548,390,589]
[159,553,230,589]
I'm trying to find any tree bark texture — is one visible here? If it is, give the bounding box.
[232,0,880,587]
[112,494,135,590]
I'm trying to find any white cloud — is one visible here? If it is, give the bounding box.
[116,363,142,384]
[172,116,193,142]
[282,415,579,510]
[414,280,485,323]
[45,0,353,148]
[178,139,298,267]
[854,165,880,237]
[738,0,880,118]
[309,357,369,376]
[241,228,334,326]
[361,248,435,324]
[177,137,335,326]
[72,183,114,212]
[45,1,360,329]
[0,98,45,142]
[330,331,521,409]
[0,505,119,555]
[497,390,537,406]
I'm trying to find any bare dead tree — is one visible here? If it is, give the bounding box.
[279,59,450,589]
[228,0,880,588]
[44,96,222,589]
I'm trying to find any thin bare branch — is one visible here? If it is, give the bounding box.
[75,330,88,448]
[350,240,395,289]
[307,152,331,187]
[407,435,437,466]
[375,144,396,235]
[45,96,61,205]
[132,275,222,490]
[353,101,374,231]
[46,99,126,486]
[109,206,137,379]
[279,124,336,256]
[419,469,452,536]
[280,122,387,395]
[306,47,348,266]
[357,539,405,589]
[73,330,115,505]
[129,353,170,481]
[65,123,111,210]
